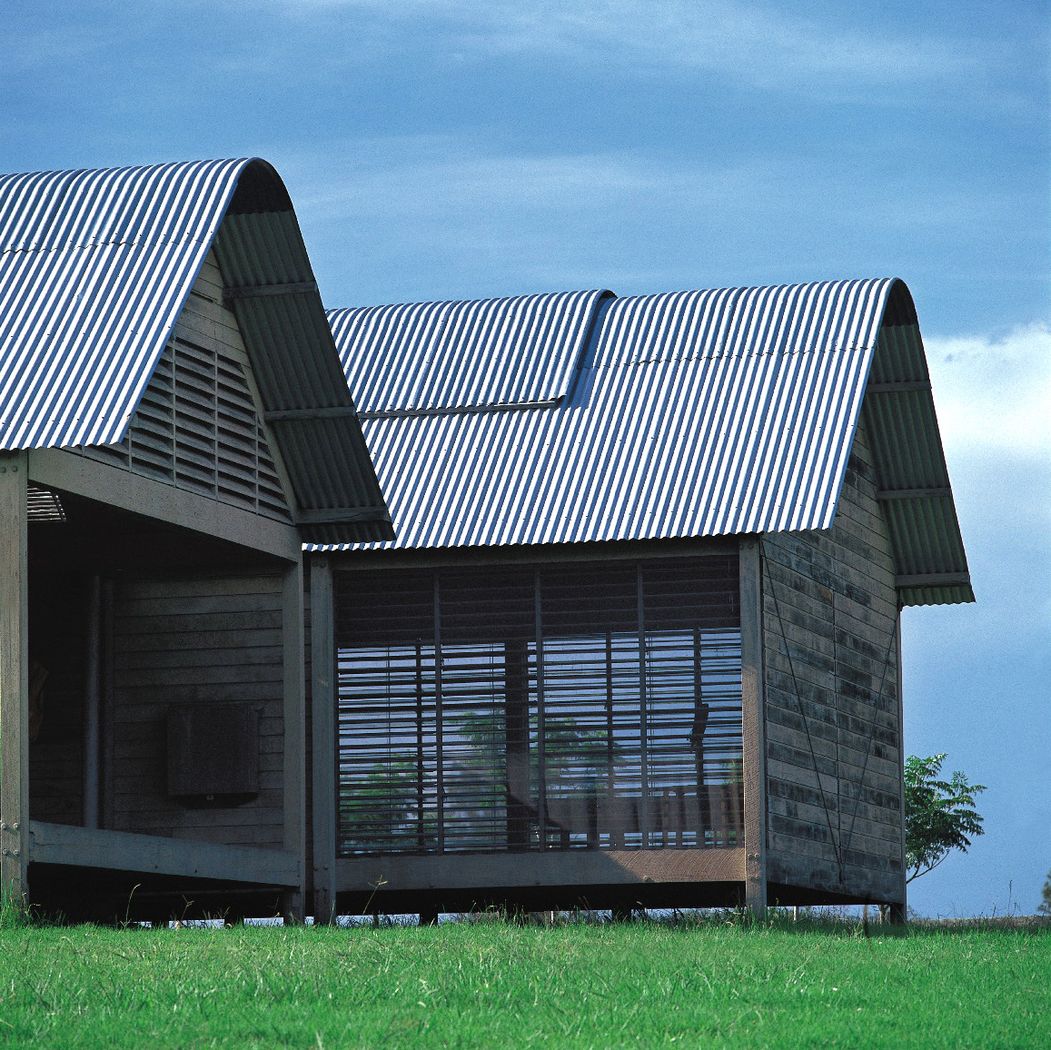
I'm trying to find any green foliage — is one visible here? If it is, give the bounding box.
[1039,871,1051,918]
[0,922,1048,1048]
[904,753,986,883]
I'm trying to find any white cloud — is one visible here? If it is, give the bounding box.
[925,324,1051,464]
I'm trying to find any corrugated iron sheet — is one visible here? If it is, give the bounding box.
[861,317,972,605]
[0,158,391,542]
[0,160,247,449]
[319,279,972,606]
[331,290,612,414]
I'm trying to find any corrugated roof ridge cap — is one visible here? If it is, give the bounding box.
[0,158,259,253]
[593,278,901,366]
[327,287,613,315]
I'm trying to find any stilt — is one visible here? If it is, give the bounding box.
[0,454,29,909]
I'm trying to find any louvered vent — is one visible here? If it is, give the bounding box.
[335,556,743,857]
[27,484,66,522]
[84,331,291,522]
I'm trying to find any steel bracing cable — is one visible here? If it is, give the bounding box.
[840,620,898,866]
[762,549,846,881]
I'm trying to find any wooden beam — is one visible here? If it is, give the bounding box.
[0,453,29,903]
[739,537,767,917]
[281,559,306,922]
[895,572,971,589]
[877,487,952,500]
[335,847,746,894]
[29,821,299,885]
[325,537,739,573]
[224,281,317,301]
[866,381,931,394]
[309,557,338,923]
[29,449,302,562]
[296,507,391,527]
[265,407,360,423]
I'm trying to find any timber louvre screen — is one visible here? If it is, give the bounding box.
[334,556,743,857]
[83,326,291,521]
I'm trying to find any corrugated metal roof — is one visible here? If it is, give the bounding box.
[321,278,972,607]
[0,158,391,542]
[332,290,612,414]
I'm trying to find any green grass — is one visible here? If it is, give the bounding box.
[0,918,1048,1048]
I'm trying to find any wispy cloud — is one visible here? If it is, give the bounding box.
[280,133,1027,304]
[258,0,985,95]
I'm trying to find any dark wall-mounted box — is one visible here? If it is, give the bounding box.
[166,702,260,806]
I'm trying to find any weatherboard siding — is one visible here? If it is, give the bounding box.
[761,422,905,903]
[108,573,286,849]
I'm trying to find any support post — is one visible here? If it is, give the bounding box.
[894,611,907,923]
[100,580,115,830]
[310,557,337,924]
[0,453,29,904]
[281,557,306,924]
[504,639,530,849]
[83,575,102,829]
[739,537,767,918]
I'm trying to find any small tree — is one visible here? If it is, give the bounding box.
[1038,871,1051,917]
[904,753,986,883]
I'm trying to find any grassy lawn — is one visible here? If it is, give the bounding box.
[0,917,1048,1048]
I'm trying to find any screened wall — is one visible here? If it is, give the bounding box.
[334,556,743,857]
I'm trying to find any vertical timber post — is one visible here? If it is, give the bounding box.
[891,611,907,925]
[310,556,337,924]
[0,453,29,905]
[83,575,102,829]
[281,557,306,923]
[100,579,115,830]
[739,537,767,918]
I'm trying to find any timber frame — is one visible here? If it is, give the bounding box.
[0,453,29,902]
[18,448,308,922]
[306,422,911,922]
[309,538,770,919]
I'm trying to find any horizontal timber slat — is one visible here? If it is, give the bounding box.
[29,821,299,885]
[336,849,746,894]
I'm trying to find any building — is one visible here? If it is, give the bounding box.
[0,159,389,921]
[0,158,972,922]
[308,282,972,921]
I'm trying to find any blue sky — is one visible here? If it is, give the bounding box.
[4,1,1049,914]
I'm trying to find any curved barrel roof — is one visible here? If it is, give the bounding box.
[325,278,972,606]
[0,159,391,542]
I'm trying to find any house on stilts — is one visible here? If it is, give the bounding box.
[0,158,972,923]
[309,283,973,922]
[0,159,390,922]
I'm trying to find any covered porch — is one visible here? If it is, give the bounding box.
[2,449,306,922]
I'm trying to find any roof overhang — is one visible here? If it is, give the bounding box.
[858,280,973,607]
